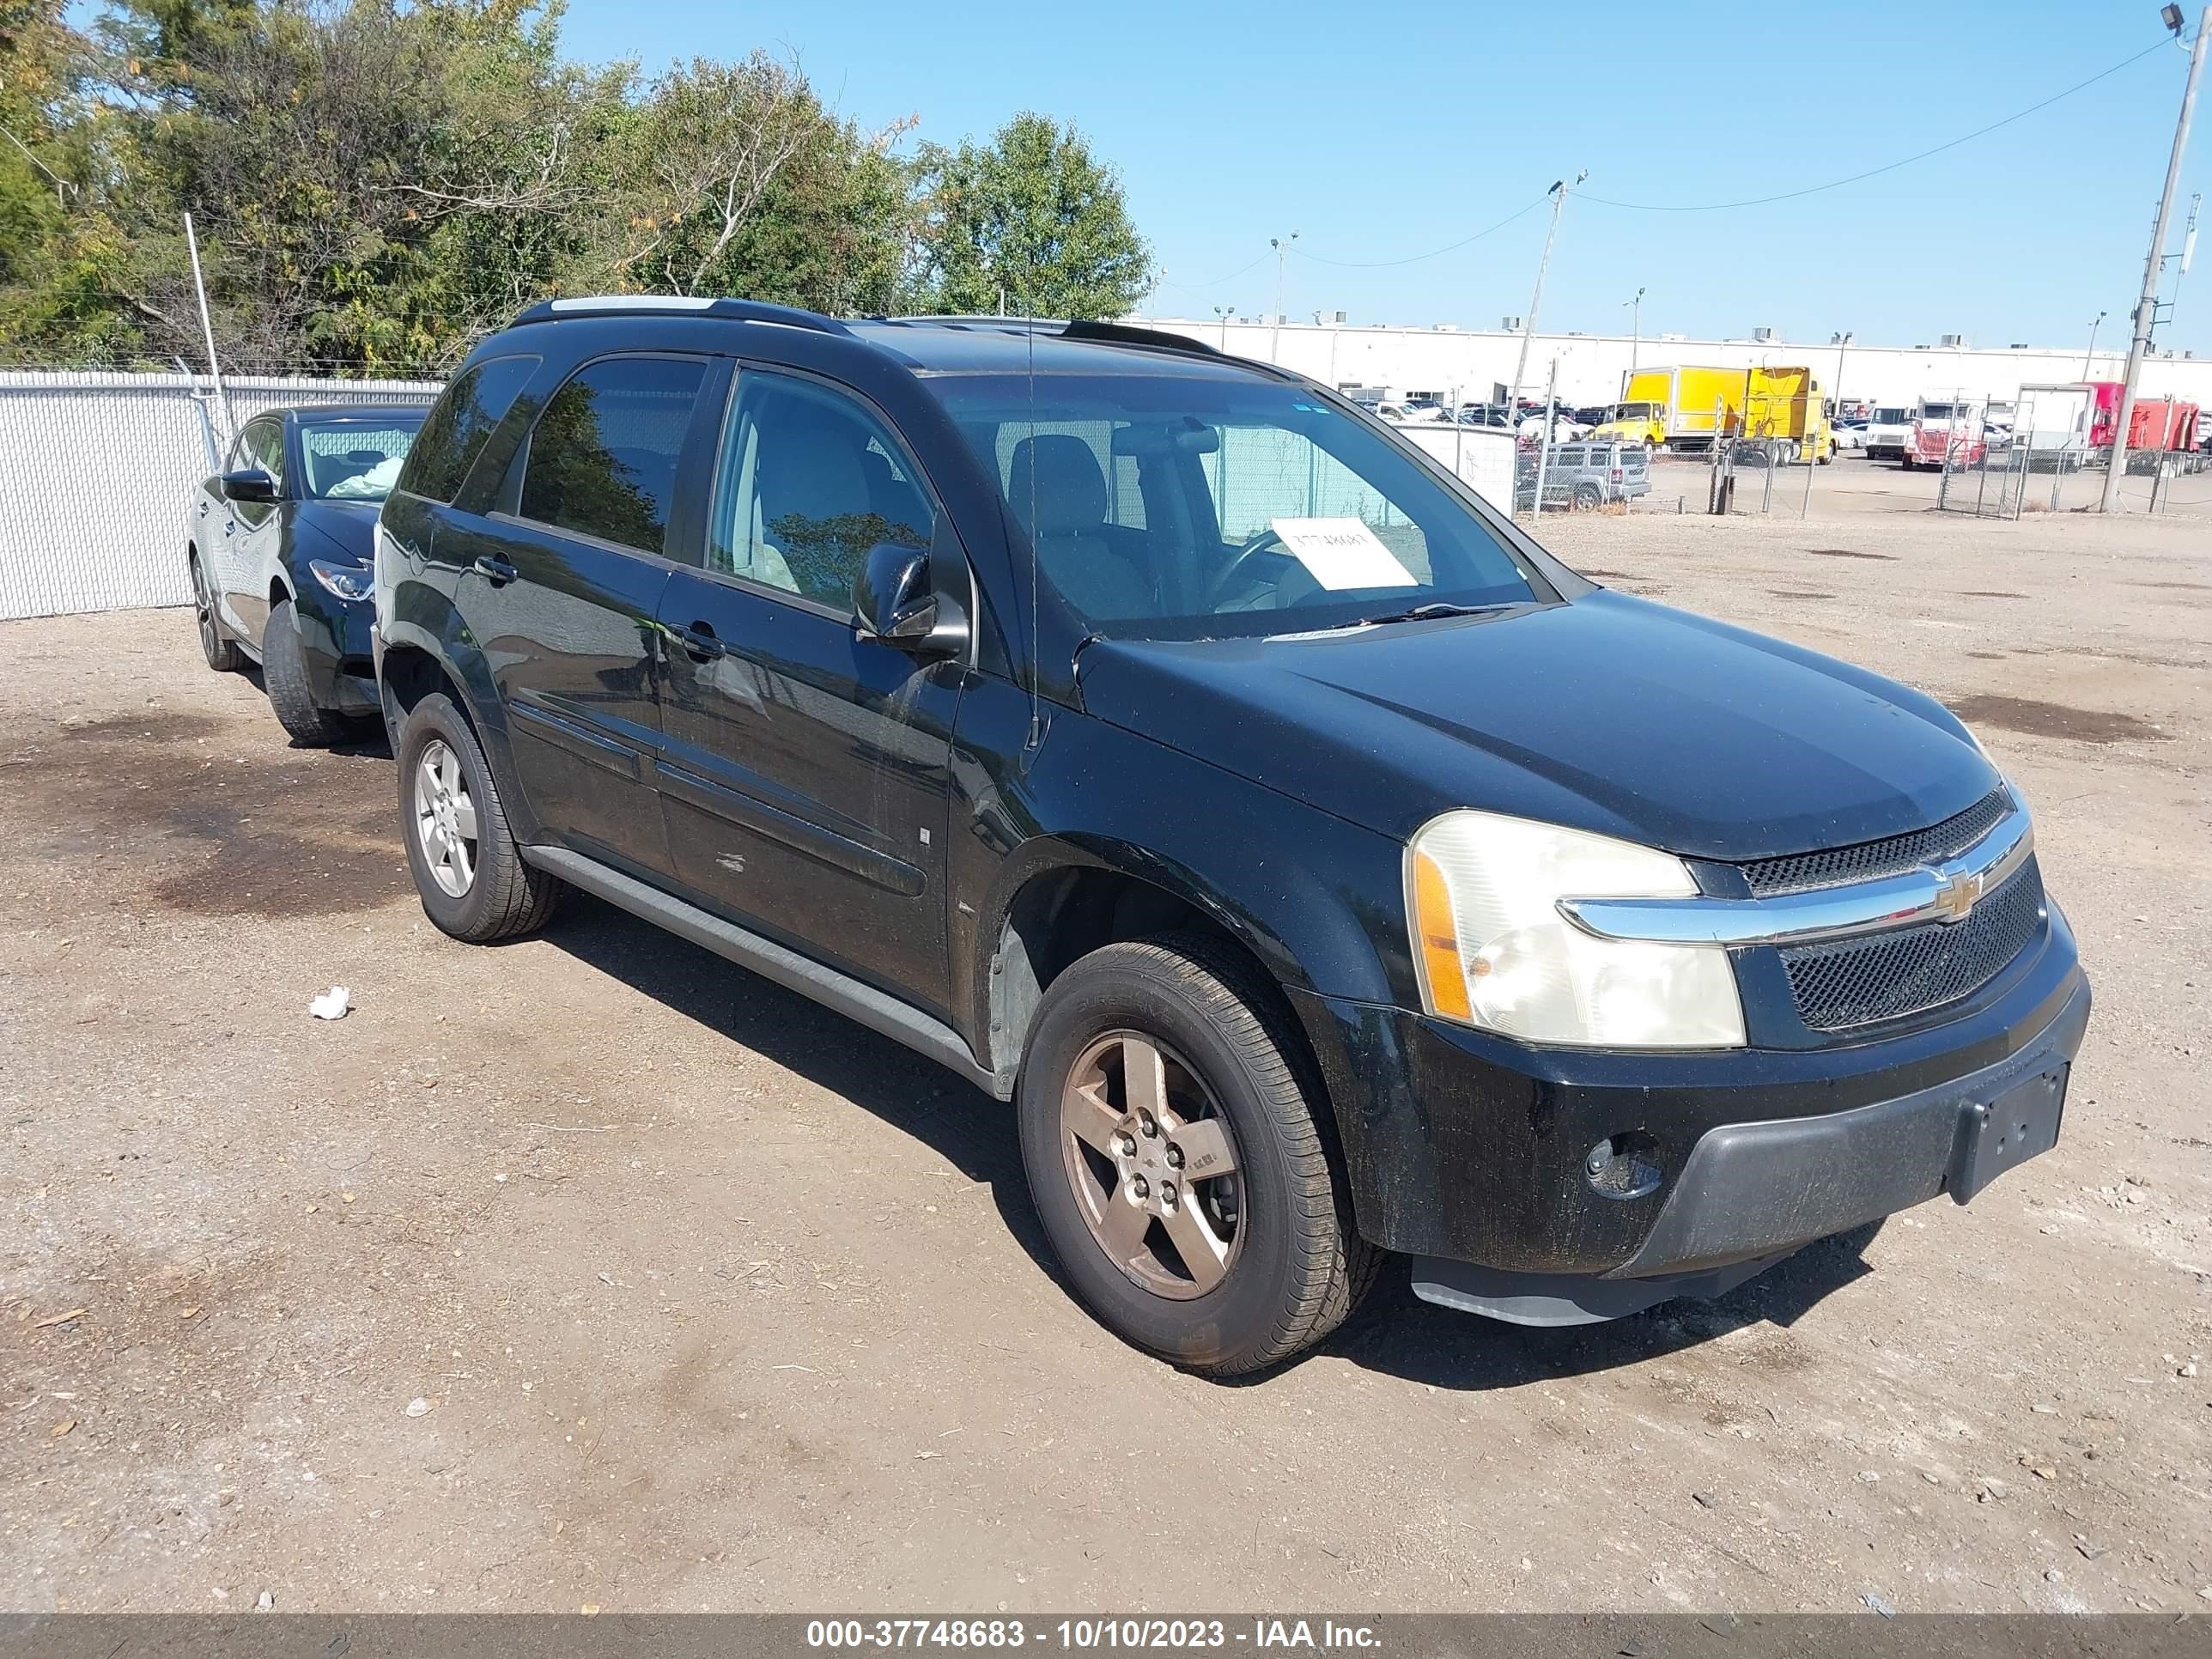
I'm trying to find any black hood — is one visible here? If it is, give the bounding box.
[292,498,380,562]
[1073,591,1999,862]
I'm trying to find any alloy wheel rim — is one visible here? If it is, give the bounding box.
[1060,1030,1244,1300]
[413,738,479,898]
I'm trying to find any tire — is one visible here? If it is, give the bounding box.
[1017,934,1382,1376]
[396,690,565,943]
[264,597,355,746]
[190,552,245,672]
[1572,482,1603,510]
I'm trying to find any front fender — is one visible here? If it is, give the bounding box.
[377,573,545,846]
[945,675,1416,1076]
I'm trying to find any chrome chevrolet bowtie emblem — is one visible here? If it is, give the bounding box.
[1933,869,1981,923]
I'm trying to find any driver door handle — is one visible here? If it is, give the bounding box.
[677,621,725,662]
[472,554,518,586]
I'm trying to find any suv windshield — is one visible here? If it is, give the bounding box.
[299,416,425,501]
[929,374,1544,640]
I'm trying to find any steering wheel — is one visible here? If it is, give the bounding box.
[1206,526,1294,606]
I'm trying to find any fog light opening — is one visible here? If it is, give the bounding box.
[1585,1131,1664,1200]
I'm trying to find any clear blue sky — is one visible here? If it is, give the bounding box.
[556,0,2209,353]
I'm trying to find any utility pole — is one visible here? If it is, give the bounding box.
[183,211,233,443]
[1832,331,1853,419]
[2082,310,2107,378]
[1624,287,1645,392]
[2102,5,2206,512]
[1269,232,1298,362]
[1510,172,1583,412]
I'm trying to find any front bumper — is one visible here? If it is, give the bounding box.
[293,590,379,716]
[1290,902,2088,1315]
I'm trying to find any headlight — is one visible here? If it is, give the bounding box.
[308,559,374,601]
[1406,810,1745,1048]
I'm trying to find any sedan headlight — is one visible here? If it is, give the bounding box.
[308,559,374,602]
[1407,810,1745,1048]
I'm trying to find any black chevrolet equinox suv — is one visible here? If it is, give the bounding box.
[374,297,2090,1374]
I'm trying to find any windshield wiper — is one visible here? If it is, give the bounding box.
[1349,600,1500,628]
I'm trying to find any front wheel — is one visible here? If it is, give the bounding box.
[396,691,565,942]
[264,598,355,746]
[1017,936,1380,1376]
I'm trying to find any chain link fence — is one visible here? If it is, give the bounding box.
[0,368,443,621]
[1929,382,2212,519]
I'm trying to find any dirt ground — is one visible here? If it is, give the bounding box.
[3,473,2209,1615]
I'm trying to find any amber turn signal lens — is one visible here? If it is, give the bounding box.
[1411,848,1471,1021]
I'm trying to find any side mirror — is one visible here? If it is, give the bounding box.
[853,541,941,647]
[220,468,277,504]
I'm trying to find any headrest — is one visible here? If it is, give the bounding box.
[1007,434,1107,537]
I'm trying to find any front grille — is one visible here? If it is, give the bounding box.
[1779,857,2045,1030]
[1742,788,2011,896]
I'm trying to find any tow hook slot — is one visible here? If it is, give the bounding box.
[1585,1131,1664,1200]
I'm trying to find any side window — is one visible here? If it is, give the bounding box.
[401,354,539,504]
[707,370,935,609]
[518,356,708,556]
[245,420,284,489]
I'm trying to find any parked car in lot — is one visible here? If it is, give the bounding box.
[375,298,2089,1374]
[1516,441,1651,509]
[189,403,428,743]
[1834,420,1869,452]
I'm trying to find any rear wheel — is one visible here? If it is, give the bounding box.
[1572,481,1604,510]
[1017,936,1381,1376]
[264,598,354,746]
[397,691,565,942]
[190,553,244,672]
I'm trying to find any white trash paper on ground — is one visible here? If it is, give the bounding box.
[308,986,351,1021]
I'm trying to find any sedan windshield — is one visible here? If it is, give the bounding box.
[928,374,1544,640]
[299,417,426,501]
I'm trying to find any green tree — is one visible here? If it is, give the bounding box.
[912,112,1150,319]
[0,4,1157,368]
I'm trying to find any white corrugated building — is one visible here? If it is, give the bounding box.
[1131,314,2212,411]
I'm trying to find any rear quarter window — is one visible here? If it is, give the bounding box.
[398,355,540,503]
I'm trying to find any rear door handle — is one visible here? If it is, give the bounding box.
[472,554,518,586]
[677,621,725,662]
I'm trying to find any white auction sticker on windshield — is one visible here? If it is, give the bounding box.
[1270,518,1419,591]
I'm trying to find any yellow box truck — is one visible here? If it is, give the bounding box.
[1596,366,1833,461]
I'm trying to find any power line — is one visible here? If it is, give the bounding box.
[1289,196,1548,269]
[1151,251,1273,290]
[1581,39,2171,213]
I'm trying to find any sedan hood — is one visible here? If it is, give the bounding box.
[293,499,380,562]
[1073,591,2000,861]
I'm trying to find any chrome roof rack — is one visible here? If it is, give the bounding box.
[511,295,853,337]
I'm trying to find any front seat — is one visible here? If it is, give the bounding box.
[1006,435,1150,618]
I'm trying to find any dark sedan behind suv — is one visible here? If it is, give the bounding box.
[189,402,428,743]
[373,299,2089,1375]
